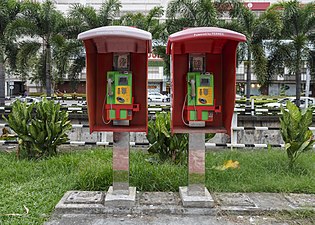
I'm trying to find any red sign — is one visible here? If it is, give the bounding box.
[244,2,270,11]
[148,53,162,60]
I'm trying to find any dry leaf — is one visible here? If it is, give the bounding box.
[213,160,240,170]
[223,160,240,169]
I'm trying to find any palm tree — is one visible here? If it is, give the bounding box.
[68,0,121,33]
[120,6,168,81]
[10,0,65,97]
[156,0,219,79]
[59,0,121,91]
[51,34,85,92]
[166,0,218,33]
[165,0,280,98]
[120,6,164,39]
[228,4,281,100]
[268,0,315,106]
[0,0,21,105]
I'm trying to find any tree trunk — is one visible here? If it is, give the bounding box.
[260,84,269,95]
[295,69,301,107]
[246,50,251,105]
[0,53,6,106]
[45,43,52,97]
[295,50,301,107]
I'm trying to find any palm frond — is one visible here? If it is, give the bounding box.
[4,40,19,71]
[7,18,40,37]
[17,41,41,70]
[166,0,197,22]
[145,6,164,30]
[195,0,217,26]
[252,43,268,85]
[68,4,99,28]
[99,0,122,26]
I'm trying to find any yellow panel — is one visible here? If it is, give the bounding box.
[197,87,213,105]
[115,86,131,104]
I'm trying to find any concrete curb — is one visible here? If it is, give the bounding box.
[53,191,315,216]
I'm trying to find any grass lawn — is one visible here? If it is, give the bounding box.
[0,148,314,224]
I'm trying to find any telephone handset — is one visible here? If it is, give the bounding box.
[107,78,113,96]
[190,79,196,99]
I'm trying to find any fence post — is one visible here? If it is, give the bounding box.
[251,98,255,116]
[231,111,238,146]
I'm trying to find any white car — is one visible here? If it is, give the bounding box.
[236,94,242,100]
[14,96,41,105]
[148,92,168,102]
[264,97,315,108]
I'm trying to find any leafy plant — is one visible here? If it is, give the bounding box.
[280,101,315,168]
[147,112,214,164]
[4,98,72,159]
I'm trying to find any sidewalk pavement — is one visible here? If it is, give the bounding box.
[45,191,315,225]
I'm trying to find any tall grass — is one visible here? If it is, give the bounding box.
[0,148,314,224]
[206,149,315,193]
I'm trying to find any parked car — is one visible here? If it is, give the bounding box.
[13,96,41,105]
[148,92,168,102]
[236,94,242,100]
[264,97,315,108]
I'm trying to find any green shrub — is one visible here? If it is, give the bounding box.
[4,99,72,159]
[29,92,45,97]
[280,101,315,169]
[147,112,214,164]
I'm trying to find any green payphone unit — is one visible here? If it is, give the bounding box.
[184,54,221,127]
[104,53,139,125]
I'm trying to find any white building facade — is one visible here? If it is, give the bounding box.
[12,0,314,96]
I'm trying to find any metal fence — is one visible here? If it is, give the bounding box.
[1,100,314,149]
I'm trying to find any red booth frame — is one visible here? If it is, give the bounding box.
[166,27,246,135]
[78,26,152,133]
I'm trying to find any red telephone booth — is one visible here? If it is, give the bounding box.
[166,27,246,135]
[78,26,152,133]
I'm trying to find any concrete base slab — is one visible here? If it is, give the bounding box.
[140,192,181,206]
[64,191,104,204]
[214,193,256,207]
[179,186,214,208]
[53,191,315,216]
[104,186,136,208]
[247,193,293,211]
[285,193,315,208]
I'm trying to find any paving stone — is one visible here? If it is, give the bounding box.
[214,193,256,207]
[65,191,104,204]
[285,193,315,208]
[247,193,291,210]
[139,192,181,206]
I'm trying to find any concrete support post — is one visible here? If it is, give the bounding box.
[188,133,205,196]
[112,132,130,195]
[179,133,214,208]
[105,132,136,207]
